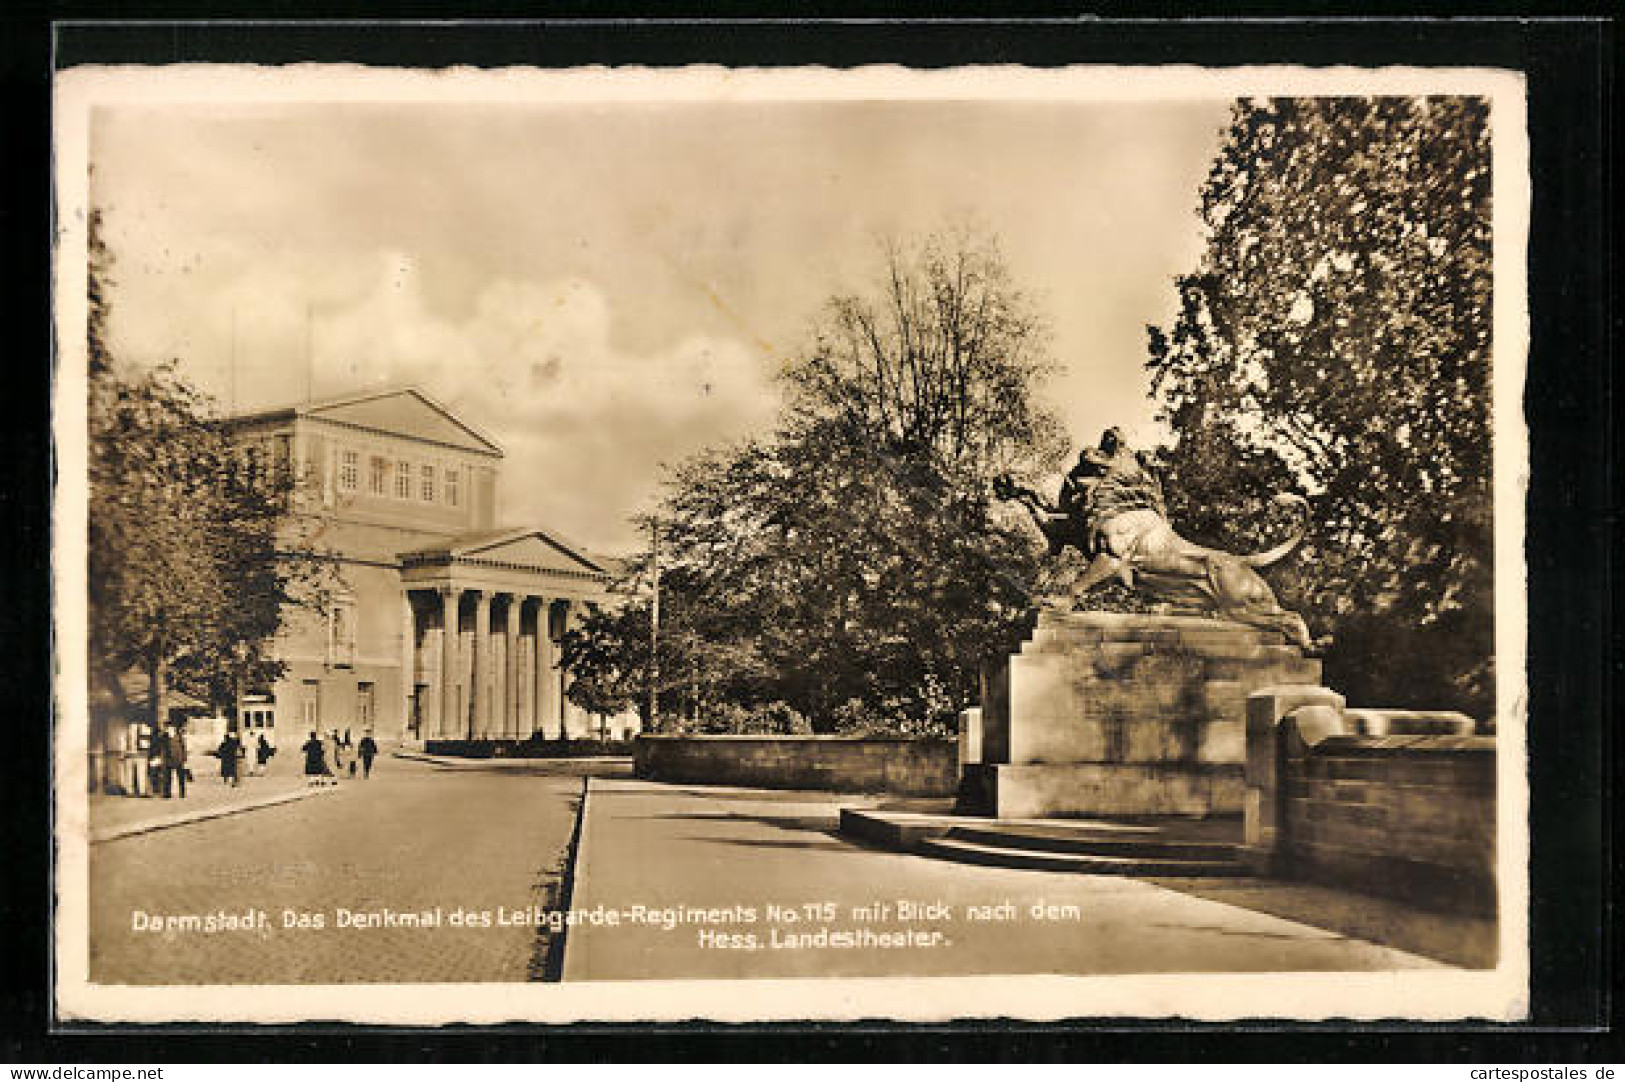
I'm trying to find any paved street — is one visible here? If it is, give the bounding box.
[89,755,584,984]
[563,778,1472,981]
[88,762,1493,987]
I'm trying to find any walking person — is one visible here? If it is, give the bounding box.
[217,730,243,788]
[301,731,327,787]
[325,729,345,785]
[255,733,274,776]
[150,724,171,798]
[357,730,378,780]
[160,722,189,799]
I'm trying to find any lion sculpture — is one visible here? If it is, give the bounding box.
[996,428,1325,652]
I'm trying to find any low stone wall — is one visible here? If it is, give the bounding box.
[424,737,633,758]
[1244,686,1495,916]
[633,735,958,796]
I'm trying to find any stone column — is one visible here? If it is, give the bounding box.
[425,598,443,740]
[472,591,491,740]
[504,596,521,739]
[438,587,459,742]
[399,592,415,742]
[536,597,558,740]
[518,598,537,738]
[557,600,578,738]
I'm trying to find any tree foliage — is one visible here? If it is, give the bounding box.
[87,211,334,722]
[564,227,1063,735]
[1146,97,1494,717]
[651,420,1044,733]
[788,225,1067,484]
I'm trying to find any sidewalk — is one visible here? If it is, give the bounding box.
[88,764,332,843]
[561,777,1490,982]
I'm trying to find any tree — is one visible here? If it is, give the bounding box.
[1146,97,1494,717]
[650,419,1045,733]
[87,211,334,726]
[573,227,1064,736]
[787,224,1068,485]
[559,590,770,730]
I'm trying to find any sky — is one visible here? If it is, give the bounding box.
[91,91,1232,554]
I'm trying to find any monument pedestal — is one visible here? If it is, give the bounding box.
[965,611,1321,818]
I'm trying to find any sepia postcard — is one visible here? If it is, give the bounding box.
[53,60,1530,1025]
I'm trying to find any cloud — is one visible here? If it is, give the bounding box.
[92,97,1232,553]
[310,254,780,551]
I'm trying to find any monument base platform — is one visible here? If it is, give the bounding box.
[961,761,1245,819]
[968,610,1320,819]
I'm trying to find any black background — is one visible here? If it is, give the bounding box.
[2,8,1614,1063]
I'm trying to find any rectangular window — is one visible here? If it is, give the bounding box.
[445,467,460,507]
[368,455,388,496]
[338,449,359,493]
[420,463,435,502]
[329,599,357,668]
[395,458,412,499]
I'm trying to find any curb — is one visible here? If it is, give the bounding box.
[391,750,631,769]
[89,785,335,844]
[558,776,597,983]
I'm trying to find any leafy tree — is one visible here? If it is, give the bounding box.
[649,419,1043,733]
[559,602,650,722]
[1146,97,1493,717]
[87,211,334,725]
[568,227,1064,736]
[787,224,1068,484]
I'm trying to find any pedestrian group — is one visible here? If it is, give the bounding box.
[302,727,380,786]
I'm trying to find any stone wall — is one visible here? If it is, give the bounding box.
[1244,687,1495,916]
[634,735,958,796]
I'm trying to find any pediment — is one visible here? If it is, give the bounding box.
[305,389,502,456]
[458,532,605,575]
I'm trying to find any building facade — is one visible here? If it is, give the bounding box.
[228,387,630,749]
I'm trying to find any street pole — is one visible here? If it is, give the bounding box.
[648,522,660,734]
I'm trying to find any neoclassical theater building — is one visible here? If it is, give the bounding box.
[227,386,634,749]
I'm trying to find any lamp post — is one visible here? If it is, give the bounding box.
[647,521,660,734]
[231,640,249,735]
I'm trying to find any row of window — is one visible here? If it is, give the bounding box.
[337,449,461,507]
[299,680,375,731]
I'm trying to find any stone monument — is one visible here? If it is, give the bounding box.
[970,428,1324,818]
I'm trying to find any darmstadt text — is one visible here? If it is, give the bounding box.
[127,899,1082,942]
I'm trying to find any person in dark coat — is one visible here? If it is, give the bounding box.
[150,726,171,798]
[217,731,243,787]
[357,731,378,779]
[255,734,274,775]
[160,722,189,799]
[301,731,327,787]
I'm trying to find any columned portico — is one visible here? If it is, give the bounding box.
[397,528,615,747]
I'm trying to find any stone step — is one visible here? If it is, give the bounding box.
[917,836,1247,876]
[942,824,1239,862]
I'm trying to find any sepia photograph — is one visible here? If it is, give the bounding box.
[52,62,1528,1025]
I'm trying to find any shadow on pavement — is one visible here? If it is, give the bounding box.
[671,834,854,853]
[421,760,633,778]
[632,810,838,833]
[1141,876,1499,969]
